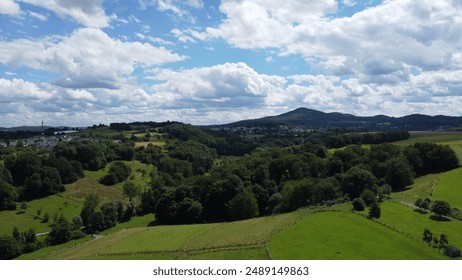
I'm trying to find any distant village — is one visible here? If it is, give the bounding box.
[0,133,80,151]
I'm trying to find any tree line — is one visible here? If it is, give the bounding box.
[137,130,458,224]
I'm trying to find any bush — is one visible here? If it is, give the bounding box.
[0,235,22,260]
[99,161,131,186]
[431,200,451,218]
[352,198,366,211]
[369,202,381,219]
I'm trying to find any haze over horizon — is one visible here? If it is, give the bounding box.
[1,0,462,127]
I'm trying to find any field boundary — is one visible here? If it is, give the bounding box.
[351,209,447,258]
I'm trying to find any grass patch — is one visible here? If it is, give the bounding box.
[268,211,444,260]
[433,168,462,210]
[380,201,462,249]
[181,247,269,260]
[29,207,315,259]
[39,228,149,259]
[103,224,215,254]
[135,140,166,148]
[76,160,152,203]
[86,254,175,260]
[101,214,154,235]
[124,160,153,190]
[18,215,154,260]
[0,195,82,236]
[390,173,440,204]
[181,210,309,251]
[63,177,125,204]
[16,236,93,260]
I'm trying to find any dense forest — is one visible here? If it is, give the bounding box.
[0,123,459,259]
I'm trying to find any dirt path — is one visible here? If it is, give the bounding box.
[38,234,103,259]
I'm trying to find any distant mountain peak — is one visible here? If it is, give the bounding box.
[211,108,462,131]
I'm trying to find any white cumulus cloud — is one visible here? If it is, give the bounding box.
[0,0,20,15]
[0,28,186,89]
[19,0,109,27]
[182,0,462,84]
[150,62,287,109]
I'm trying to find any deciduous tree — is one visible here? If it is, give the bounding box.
[431,200,451,218]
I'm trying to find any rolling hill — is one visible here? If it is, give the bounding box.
[210,107,462,131]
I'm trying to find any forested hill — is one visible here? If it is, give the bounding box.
[210,108,462,131]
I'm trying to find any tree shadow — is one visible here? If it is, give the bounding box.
[147,220,158,227]
[429,215,450,222]
[392,187,412,193]
[414,209,428,215]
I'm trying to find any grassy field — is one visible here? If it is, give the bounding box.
[23,202,453,260]
[63,177,125,204]
[268,211,444,260]
[17,214,154,260]
[380,201,462,249]
[432,168,462,210]
[80,160,153,203]
[389,166,462,212]
[327,144,371,154]
[390,173,441,204]
[0,195,82,236]
[26,207,317,260]
[0,159,150,236]
[15,236,93,260]
[134,140,166,148]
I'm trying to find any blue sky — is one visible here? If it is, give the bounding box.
[1,0,462,127]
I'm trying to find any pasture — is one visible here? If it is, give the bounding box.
[20,202,452,260]
[379,201,462,249]
[268,211,444,260]
[432,168,462,210]
[24,207,316,260]
[0,195,81,236]
[80,160,153,202]
[390,173,440,204]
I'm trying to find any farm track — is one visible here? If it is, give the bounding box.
[37,234,103,260]
[98,242,266,259]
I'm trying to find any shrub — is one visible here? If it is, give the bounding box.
[369,202,381,219]
[352,198,366,211]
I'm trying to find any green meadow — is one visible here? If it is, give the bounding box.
[268,211,444,260]
[379,201,462,249]
[390,173,441,204]
[0,195,81,236]
[20,202,453,260]
[21,207,315,260]
[433,168,462,210]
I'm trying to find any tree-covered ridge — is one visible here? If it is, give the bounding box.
[139,125,457,225]
[213,107,462,131]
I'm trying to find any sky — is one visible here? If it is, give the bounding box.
[1,0,462,127]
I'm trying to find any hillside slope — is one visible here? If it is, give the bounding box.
[211,107,462,131]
